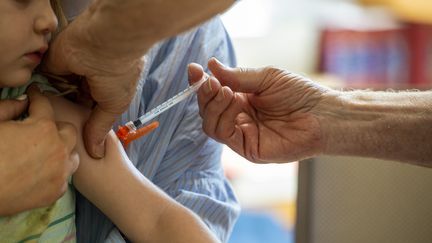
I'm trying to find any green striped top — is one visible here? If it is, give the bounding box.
[0,74,76,243]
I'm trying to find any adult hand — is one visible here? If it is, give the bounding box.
[189,58,335,163]
[0,95,28,121]
[43,0,235,159]
[41,12,143,159]
[0,87,79,216]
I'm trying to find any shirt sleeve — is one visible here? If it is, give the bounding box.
[153,98,240,242]
[76,16,240,243]
[149,18,240,242]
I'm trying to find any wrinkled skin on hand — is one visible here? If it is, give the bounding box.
[0,87,79,215]
[189,58,334,163]
[42,0,235,159]
[41,10,143,158]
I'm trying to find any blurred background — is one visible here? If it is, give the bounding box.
[220,0,432,242]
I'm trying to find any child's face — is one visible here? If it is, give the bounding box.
[0,0,58,88]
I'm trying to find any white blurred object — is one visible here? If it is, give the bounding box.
[222,0,273,38]
[316,2,401,30]
[222,147,298,208]
[222,0,320,75]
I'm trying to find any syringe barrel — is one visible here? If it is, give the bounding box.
[133,74,209,128]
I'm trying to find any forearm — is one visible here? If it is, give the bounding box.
[317,90,432,166]
[78,0,235,60]
[74,135,218,243]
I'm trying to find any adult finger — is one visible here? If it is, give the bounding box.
[196,76,221,117]
[84,106,118,159]
[202,86,233,138]
[67,150,80,176]
[0,97,29,121]
[208,57,268,93]
[215,92,244,140]
[188,63,205,85]
[56,121,78,154]
[59,150,80,200]
[27,86,55,120]
[188,63,214,116]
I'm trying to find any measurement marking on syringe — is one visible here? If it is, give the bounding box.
[124,74,210,131]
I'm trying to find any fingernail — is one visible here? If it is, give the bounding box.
[205,79,213,94]
[213,58,225,68]
[94,142,105,158]
[187,64,192,78]
[15,94,28,101]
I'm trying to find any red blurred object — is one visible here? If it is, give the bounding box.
[406,23,432,85]
[319,23,432,87]
[116,125,130,142]
[116,121,159,148]
[319,28,410,85]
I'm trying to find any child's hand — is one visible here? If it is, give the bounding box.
[0,87,79,216]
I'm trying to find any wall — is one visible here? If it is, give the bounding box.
[298,156,432,243]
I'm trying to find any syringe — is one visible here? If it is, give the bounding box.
[124,73,210,132]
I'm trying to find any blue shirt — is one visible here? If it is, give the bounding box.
[75,17,240,243]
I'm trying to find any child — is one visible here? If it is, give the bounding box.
[0,1,76,242]
[0,0,219,242]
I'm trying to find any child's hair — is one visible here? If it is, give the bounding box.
[50,0,67,34]
[38,0,81,97]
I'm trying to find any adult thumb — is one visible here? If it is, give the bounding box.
[0,96,29,121]
[208,57,268,93]
[83,105,118,159]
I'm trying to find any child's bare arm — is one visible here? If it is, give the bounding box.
[48,94,219,243]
